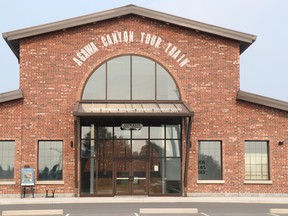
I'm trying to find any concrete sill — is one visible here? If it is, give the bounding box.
[244,180,272,184]
[35,181,64,185]
[0,181,15,185]
[197,180,225,184]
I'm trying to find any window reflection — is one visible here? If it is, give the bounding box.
[38,141,63,181]
[166,125,181,139]
[0,141,15,179]
[198,141,222,180]
[80,123,182,195]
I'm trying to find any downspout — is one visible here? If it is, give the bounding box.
[184,116,192,197]
[74,117,79,196]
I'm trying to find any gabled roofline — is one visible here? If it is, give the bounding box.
[0,89,23,103]
[237,90,288,112]
[2,4,256,59]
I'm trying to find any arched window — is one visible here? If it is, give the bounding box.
[82,55,180,100]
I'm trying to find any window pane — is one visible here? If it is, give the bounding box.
[198,141,222,180]
[0,141,15,179]
[166,158,181,180]
[82,64,106,100]
[38,141,63,181]
[245,141,269,180]
[81,140,93,158]
[150,126,165,139]
[166,158,181,194]
[96,140,113,158]
[114,140,131,157]
[81,126,91,139]
[97,127,113,139]
[132,126,148,139]
[150,157,165,194]
[166,140,181,157]
[150,140,165,157]
[132,56,155,100]
[132,140,148,157]
[114,126,131,139]
[166,125,181,139]
[157,64,179,100]
[107,56,130,100]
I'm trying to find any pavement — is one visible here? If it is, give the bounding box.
[1,196,288,205]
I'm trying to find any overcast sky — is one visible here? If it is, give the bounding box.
[0,0,287,101]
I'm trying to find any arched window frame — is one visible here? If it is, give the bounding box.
[82,55,180,101]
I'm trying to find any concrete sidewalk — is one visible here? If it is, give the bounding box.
[1,196,288,205]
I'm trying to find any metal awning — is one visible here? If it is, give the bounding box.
[73,101,194,117]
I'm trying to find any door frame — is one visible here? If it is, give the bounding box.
[114,157,148,195]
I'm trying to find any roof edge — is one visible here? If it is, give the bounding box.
[3,4,256,58]
[0,89,24,103]
[237,90,288,112]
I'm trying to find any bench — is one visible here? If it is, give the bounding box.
[45,188,56,198]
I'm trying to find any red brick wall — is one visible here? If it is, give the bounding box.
[237,102,288,194]
[0,100,23,195]
[0,14,287,196]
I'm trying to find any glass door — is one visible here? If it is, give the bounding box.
[132,159,147,194]
[115,159,131,195]
[115,159,147,195]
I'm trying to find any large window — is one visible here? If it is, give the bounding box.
[38,141,63,181]
[0,141,15,180]
[82,55,179,100]
[198,141,222,180]
[245,141,269,180]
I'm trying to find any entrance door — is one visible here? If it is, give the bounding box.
[115,159,147,195]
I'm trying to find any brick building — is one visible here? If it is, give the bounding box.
[0,5,287,197]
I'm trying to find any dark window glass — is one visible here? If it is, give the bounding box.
[132,56,155,100]
[198,141,222,180]
[97,127,113,139]
[38,141,63,181]
[81,140,93,158]
[107,56,130,100]
[245,141,269,180]
[81,126,91,139]
[150,140,165,157]
[114,140,131,157]
[82,64,106,100]
[0,141,14,179]
[166,158,181,194]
